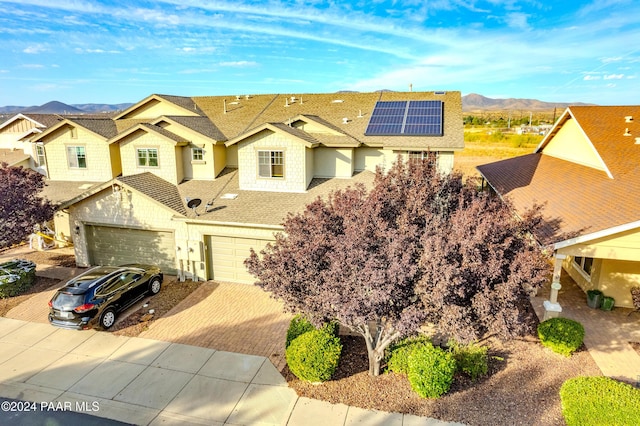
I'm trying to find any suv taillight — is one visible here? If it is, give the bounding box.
[48,299,52,307]
[73,303,95,313]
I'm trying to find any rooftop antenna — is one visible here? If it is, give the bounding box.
[409,83,413,92]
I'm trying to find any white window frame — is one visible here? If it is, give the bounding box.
[35,144,46,167]
[66,145,86,169]
[137,148,159,168]
[573,256,594,280]
[408,151,438,164]
[258,150,284,178]
[191,147,204,162]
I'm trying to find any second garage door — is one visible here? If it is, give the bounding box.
[86,225,177,274]
[207,236,270,284]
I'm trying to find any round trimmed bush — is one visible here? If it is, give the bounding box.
[285,315,316,348]
[447,340,488,382]
[407,343,457,398]
[386,335,431,375]
[286,329,342,383]
[537,317,585,357]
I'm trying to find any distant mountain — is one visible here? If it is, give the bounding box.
[0,94,593,116]
[462,93,595,112]
[22,101,84,114]
[0,101,134,115]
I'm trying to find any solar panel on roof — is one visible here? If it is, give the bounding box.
[365,100,443,136]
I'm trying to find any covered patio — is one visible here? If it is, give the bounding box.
[531,270,640,385]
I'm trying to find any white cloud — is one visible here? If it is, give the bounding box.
[219,61,258,67]
[583,75,601,80]
[23,45,47,54]
[603,74,624,80]
[21,64,45,69]
[504,12,530,30]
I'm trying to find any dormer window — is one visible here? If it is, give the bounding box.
[258,150,284,178]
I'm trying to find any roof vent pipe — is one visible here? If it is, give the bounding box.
[299,95,303,104]
[635,137,640,144]
[342,117,349,124]
[623,128,631,136]
[223,99,227,114]
[625,116,633,123]
[357,109,363,118]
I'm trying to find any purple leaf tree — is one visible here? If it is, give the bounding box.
[0,163,55,248]
[246,158,550,376]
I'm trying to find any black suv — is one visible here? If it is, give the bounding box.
[48,264,162,330]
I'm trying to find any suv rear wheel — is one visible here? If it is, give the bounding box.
[100,307,117,329]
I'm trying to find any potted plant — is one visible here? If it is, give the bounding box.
[601,296,615,311]
[587,289,603,309]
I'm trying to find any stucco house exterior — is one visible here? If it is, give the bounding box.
[52,91,464,283]
[477,105,640,313]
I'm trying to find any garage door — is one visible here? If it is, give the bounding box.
[207,236,270,284]
[86,225,177,274]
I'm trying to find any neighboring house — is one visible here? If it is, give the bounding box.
[54,90,464,283]
[477,106,640,314]
[0,113,63,174]
[32,117,120,181]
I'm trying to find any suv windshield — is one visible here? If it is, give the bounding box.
[52,292,85,310]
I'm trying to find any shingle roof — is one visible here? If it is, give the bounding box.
[20,114,63,128]
[478,105,640,245]
[40,180,103,205]
[162,116,227,141]
[177,168,376,225]
[193,91,464,150]
[67,118,118,139]
[156,94,206,117]
[138,123,188,144]
[0,149,30,166]
[117,173,188,216]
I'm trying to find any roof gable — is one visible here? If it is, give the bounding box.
[538,110,610,175]
[151,116,227,143]
[33,118,116,143]
[108,123,188,146]
[114,94,204,120]
[58,173,187,216]
[225,122,320,148]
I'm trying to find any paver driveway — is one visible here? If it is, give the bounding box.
[139,281,293,370]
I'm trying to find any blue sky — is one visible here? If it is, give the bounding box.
[1,0,638,106]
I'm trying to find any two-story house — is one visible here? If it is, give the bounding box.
[53,91,464,283]
[477,105,640,313]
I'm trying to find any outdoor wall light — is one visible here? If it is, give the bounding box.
[74,226,80,235]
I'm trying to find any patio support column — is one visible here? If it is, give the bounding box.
[543,253,566,320]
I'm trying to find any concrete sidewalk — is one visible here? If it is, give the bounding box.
[0,318,463,425]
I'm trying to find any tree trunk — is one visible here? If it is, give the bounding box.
[360,321,400,377]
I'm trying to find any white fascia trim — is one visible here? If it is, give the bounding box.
[553,219,640,250]
[172,216,284,230]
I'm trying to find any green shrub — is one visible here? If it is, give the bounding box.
[448,340,488,381]
[407,343,457,398]
[560,376,640,426]
[0,259,36,298]
[285,329,342,383]
[385,335,431,375]
[537,317,585,357]
[285,315,316,348]
[285,315,337,348]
